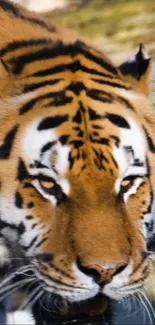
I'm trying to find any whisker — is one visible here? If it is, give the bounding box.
[28,290,44,309]
[137,291,153,325]
[0,272,17,288]
[0,265,34,289]
[0,278,34,303]
[140,290,155,323]
[20,283,42,310]
[137,291,147,324]
[0,278,31,295]
[39,293,53,313]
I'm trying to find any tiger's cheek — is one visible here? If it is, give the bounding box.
[122,179,151,267]
[126,178,152,232]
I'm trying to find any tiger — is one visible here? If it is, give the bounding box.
[0,0,155,324]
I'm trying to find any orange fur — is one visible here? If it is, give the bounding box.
[0,0,154,317]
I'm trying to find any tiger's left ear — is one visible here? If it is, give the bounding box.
[118,44,151,96]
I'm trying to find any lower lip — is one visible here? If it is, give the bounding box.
[60,293,107,319]
[34,293,108,324]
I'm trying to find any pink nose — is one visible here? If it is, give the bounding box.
[88,264,123,284]
[77,258,127,284]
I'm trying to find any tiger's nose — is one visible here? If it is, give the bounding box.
[77,259,127,284]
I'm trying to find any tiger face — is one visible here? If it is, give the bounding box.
[0,0,155,321]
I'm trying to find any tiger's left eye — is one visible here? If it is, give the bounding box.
[39,180,55,192]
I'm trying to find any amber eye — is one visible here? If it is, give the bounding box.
[120,178,134,193]
[39,180,55,192]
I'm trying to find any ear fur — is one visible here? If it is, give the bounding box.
[119,44,151,96]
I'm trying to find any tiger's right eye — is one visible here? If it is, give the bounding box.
[120,178,135,193]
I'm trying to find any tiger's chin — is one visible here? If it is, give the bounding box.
[31,283,145,325]
[31,281,144,325]
[32,292,108,325]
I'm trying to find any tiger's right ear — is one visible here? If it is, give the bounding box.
[118,44,151,96]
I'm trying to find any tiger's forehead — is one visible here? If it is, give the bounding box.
[21,110,147,181]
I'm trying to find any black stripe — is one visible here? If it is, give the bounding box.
[26,215,33,220]
[29,61,116,79]
[133,158,144,167]
[22,235,38,251]
[10,46,60,74]
[87,89,113,103]
[27,202,34,208]
[68,82,85,96]
[35,237,48,248]
[0,0,56,33]
[59,135,69,145]
[36,253,53,263]
[9,41,117,75]
[80,64,116,78]
[18,222,25,235]
[92,124,102,130]
[93,148,109,164]
[73,109,82,124]
[143,126,155,153]
[23,79,62,93]
[45,93,73,107]
[48,262,73,278]
[90,135,109,146]
[41,141,56,154]
[23,182,34,189]
[88,108,102,120]
[0,219,25,236]
[15,191,23,209]
[110,135,120,147]
[38,267,81,289]
[9,43,76,74]
[38,115,68,130]
[0,125,18,159]
[105,113,130,129]
[17,159,29,181]
[78,45,118,75]
[108,152,118,168]
[91,78,130,90]
[0,39,51,58]
[29,62,79,77]
[0,0,19,15]
[19,92,56,115]
[117,96,134,110]
[69,140,84,149]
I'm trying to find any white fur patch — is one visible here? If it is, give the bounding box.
[0,197,46,254]
[117,89,147,102]
[114,116,147,194]
[7,310,35,325]
[21,119,57,165]
[22,119,71,202]
[143,198,155,240]
[51,141,70,176]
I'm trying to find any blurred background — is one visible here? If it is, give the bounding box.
[12,0,155,101]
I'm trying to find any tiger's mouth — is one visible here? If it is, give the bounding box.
[32,293,108,325]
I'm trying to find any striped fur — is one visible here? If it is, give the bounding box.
[0,0,155,322]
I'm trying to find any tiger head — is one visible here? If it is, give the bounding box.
[0,0,155,320]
